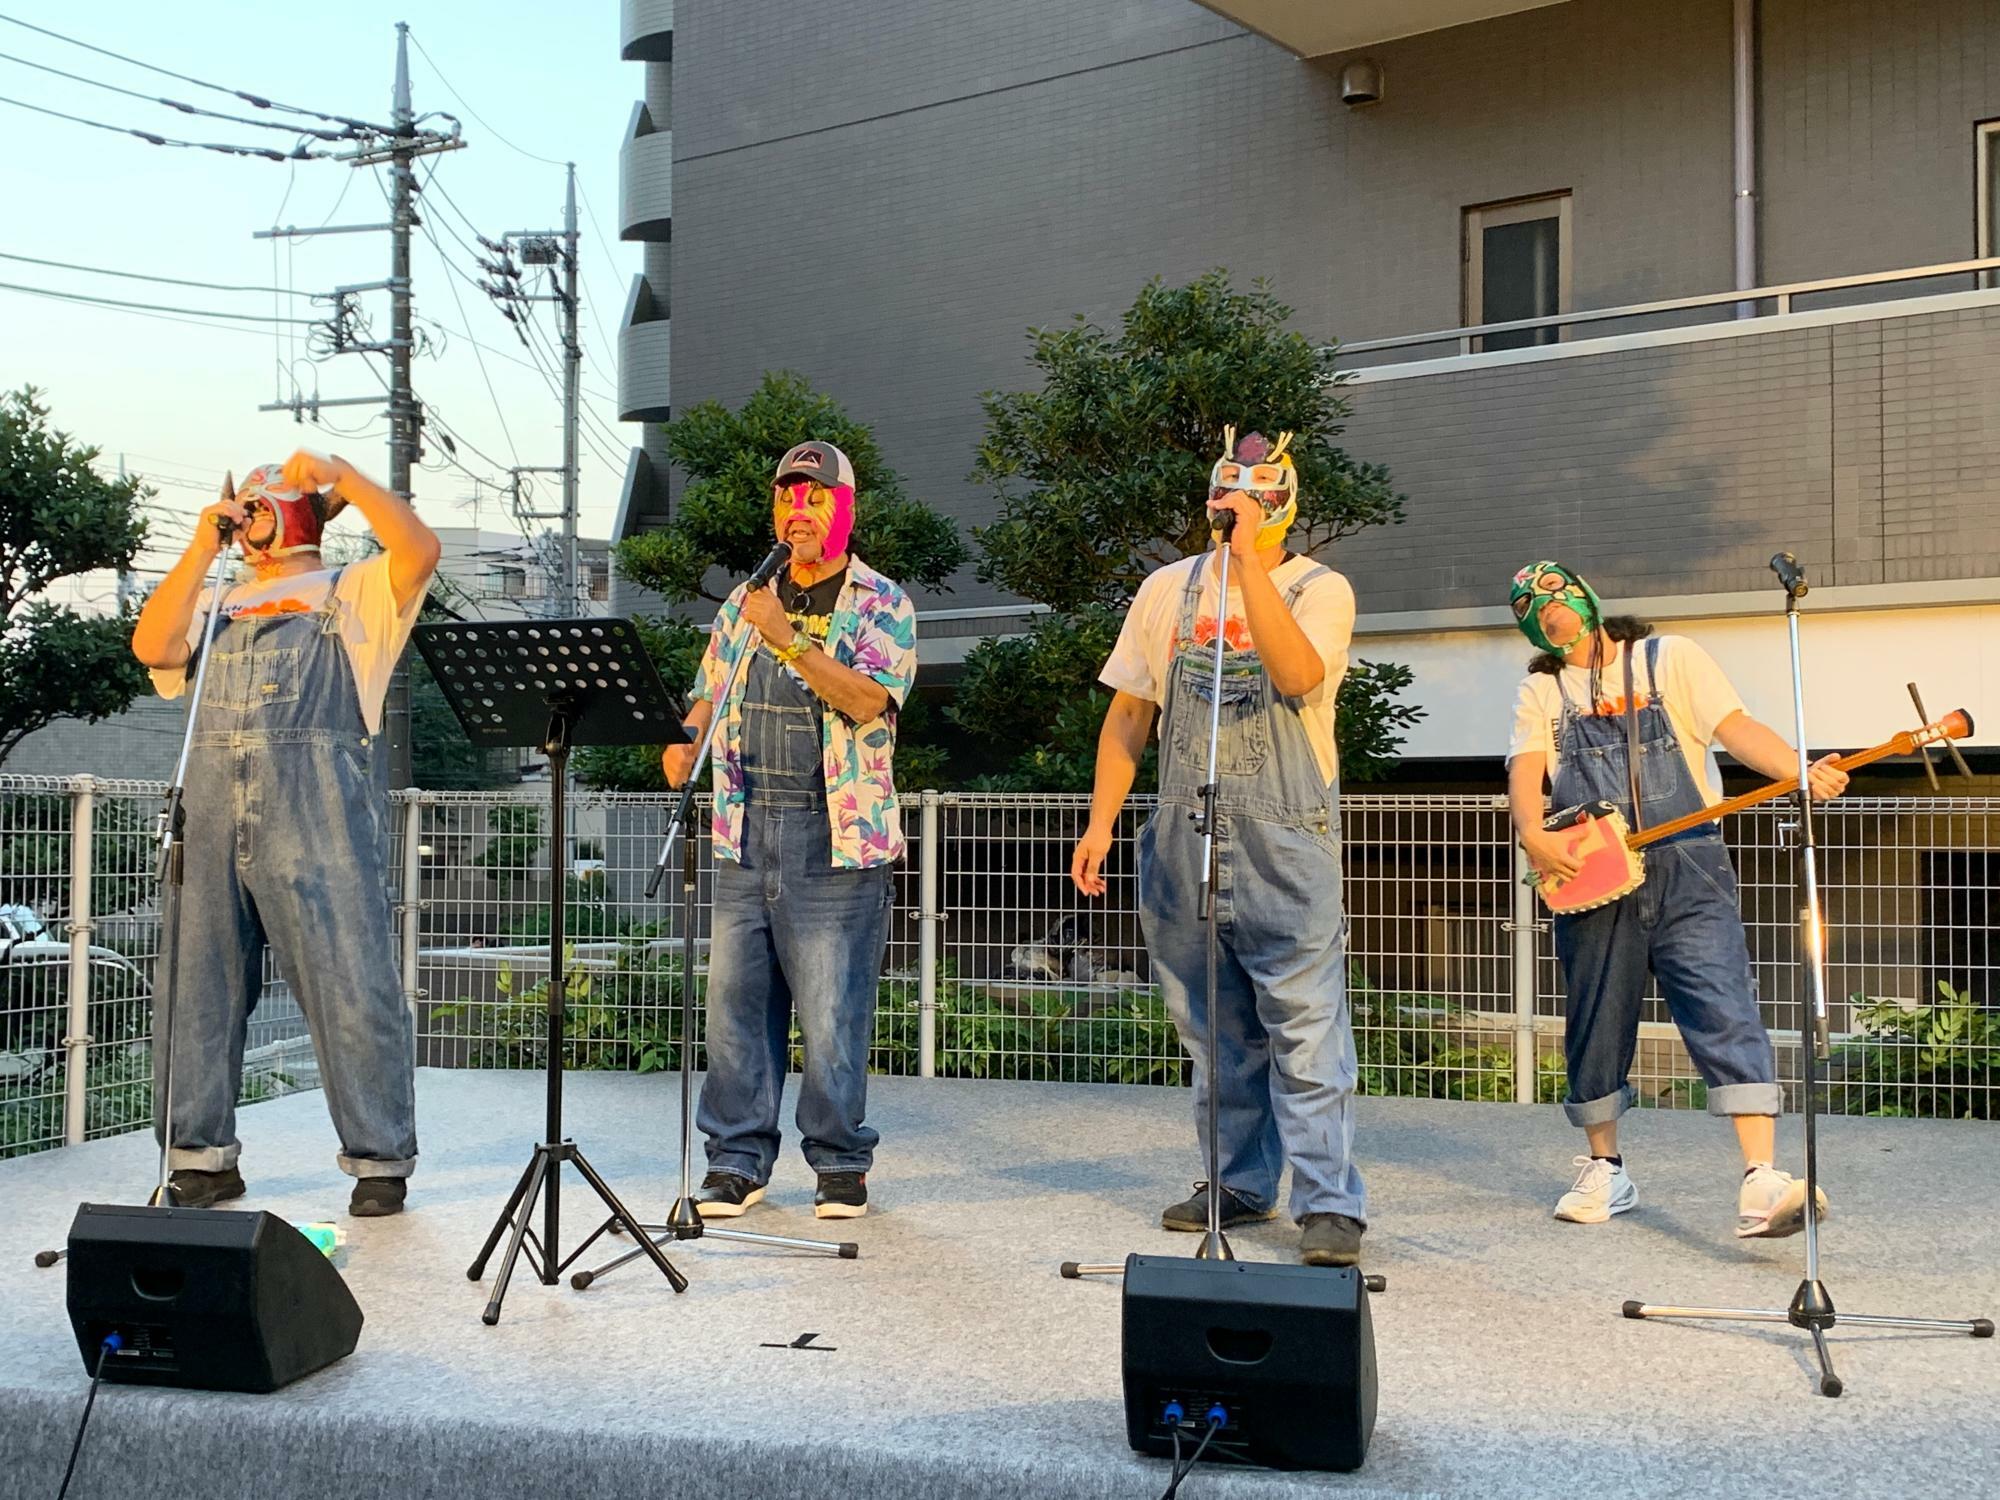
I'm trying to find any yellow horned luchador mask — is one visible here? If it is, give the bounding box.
[1208,427,1299,550]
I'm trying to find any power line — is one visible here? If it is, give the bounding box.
[0,46,353,140]
[0,91,334,159]
[0,281,301,339]
[0,279,321,324]
[0,11,393,134]
[569,178,627,372]
[404,28,565,167]
[0,250,313,297]
[413,216,521,469]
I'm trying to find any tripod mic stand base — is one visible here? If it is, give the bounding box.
[1622,1287,1993,1397]
[568,1206,858,1290]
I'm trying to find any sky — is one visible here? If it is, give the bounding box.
[0,1,640,606]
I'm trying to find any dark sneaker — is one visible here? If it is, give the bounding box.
[1162,1183,1279,1232]
[349,1177,407,1218]
[695,1171,766,1219]
[154,1167,246,1208]
[814,1172,868,1219]
[1300,1213,1365,1267]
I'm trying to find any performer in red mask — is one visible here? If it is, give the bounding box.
[130,452,440,1216]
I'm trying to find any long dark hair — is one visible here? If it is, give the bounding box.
[1528,616,1656,715]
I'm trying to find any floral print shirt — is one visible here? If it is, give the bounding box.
[696,554,917,869]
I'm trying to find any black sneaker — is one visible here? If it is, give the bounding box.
[695,1171,766,1219]
[814,1172,868,1219]
[1300,1213,1365,1267]
[155,1166,246,1208]
[1162,1183,1279,1232]
[349,1177,407,1218]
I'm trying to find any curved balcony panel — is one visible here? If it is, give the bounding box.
[619,318,671,425]
[620,105,672,243]
[620,0,673,62]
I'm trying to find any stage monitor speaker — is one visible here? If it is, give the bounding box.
[1121,1253,1376,1473]
[66,1202,363,1393]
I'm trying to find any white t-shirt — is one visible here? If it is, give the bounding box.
[1507,634,1745,806]
[150,554,424,734]
[1100,553,1356,784]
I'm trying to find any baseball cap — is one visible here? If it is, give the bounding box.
[773,441,855,489]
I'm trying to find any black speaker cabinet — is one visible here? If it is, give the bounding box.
[1121,1253,1376,1473]
[66,1203,363,1393]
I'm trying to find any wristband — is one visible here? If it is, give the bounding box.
[771,635,812,665]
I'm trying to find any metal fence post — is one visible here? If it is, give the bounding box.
[399,790,426,1030]
[918,790,940,1079]
[1507,834,1543,1105]
[62,775,97,1146]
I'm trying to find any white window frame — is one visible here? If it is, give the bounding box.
[1978,120,2000,287]
[1463,192,1573,351]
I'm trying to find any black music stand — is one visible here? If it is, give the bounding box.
[414,617,691,1324]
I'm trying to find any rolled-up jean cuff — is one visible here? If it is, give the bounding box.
[1563,1084,1636,1127]
[337,1153,417,1180]
[166,1143,239,1173]
[1705,1082,1783,1118]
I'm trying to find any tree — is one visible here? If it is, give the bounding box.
[586,372,968,790]
[615,371,967,605]
[0,388,151,767]
[955,271,1423,787]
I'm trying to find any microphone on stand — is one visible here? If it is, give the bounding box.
[1208,504,1238,542]
[745,540,793,591]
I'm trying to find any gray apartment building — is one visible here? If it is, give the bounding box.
[612,0,2000,767]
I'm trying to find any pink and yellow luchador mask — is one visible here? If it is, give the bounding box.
[771,440,857,562]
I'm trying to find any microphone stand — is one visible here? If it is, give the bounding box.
[1621,553,1993,1392]
[1061,513,1387,1291]
[37,525,234,1268]
[571,542,856,1288]
[150,528,239,1207]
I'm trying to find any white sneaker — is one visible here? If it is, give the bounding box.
[1554,1155,1638,1223]
[1737,1165,1829,1238]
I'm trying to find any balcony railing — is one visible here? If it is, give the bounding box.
[1339,255,2000,366]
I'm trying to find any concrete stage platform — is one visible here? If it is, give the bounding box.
[3,1071,1996,1500]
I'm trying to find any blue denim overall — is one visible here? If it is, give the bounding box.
[1137,560,1365,1224]
[696,643,892,1185]
[1549,636,1781,1125]
[156,576,418,1178]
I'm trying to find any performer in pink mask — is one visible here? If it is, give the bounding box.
[662,441,917,1221]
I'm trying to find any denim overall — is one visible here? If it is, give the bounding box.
[1137,560,1366,1224]
[1549,636,1781,1125]
[697,642,891,1185]
[156,576,418,1178]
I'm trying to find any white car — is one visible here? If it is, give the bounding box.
[0,905,150,1081]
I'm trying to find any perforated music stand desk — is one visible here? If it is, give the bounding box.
[413,616,691,1324]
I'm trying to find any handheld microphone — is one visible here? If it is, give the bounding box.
[1208,505,1237,541]
[1769,551,1808,598]
[213,514,237,541]
[746,540,793,591]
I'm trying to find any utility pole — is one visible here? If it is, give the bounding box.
[491,163,584,614]
[254,24,462,788]
[559,164,580,611]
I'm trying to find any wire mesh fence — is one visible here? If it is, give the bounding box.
[2,776,1995,1160]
